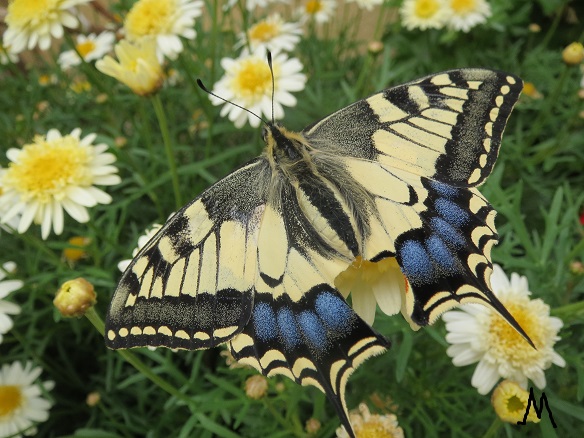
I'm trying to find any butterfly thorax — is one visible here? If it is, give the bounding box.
[263,123,314,177]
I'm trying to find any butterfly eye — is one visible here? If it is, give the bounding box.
[261,126,269,142]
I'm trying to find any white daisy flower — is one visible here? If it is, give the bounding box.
[124,0,203,60]
[335,403,404,438]
[446,0,492,32]
[346,0,384,11]
[243,0,284,11]
[0,262,22,345]
[334,256,419,329]
[0,361,54,437]
[57,31,116,71]
[0,44,19,65]
[298,0,337,24]
[2,0,91,54]
[237,14,303,53]
[399,0,449,31]
[211,49,307,128]
[118,223,164,272]
[96,38,164,96]
[0,128,121,240]
[442,264,566,395]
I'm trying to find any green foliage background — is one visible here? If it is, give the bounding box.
[1,0,583,437]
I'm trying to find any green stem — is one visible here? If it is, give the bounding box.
[85,307,195,408]
[481,417,502,438]
[151,94,183,209]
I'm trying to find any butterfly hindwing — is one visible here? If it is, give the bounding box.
[228,286,388,434]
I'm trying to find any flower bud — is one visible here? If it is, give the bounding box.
[54,278,96,317]
[491,380,540,424]
[562,42,584,65]
[244,375,268,400]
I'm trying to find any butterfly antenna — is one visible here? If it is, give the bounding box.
[196,79,268,125]
[266,50,275,124]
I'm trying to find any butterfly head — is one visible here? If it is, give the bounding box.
[263,122,310,167]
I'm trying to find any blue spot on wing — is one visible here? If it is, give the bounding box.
[253,302,277,341]
[297,311,327,350]
[426,235,456,271]
[435,198,470,227]
[429,180,458,198]
[399,240,433,283]
[314,291,352,332]
[277,308,300,349]
[430,217,466,248]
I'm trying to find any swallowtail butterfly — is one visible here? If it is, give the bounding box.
[106,69,528,436]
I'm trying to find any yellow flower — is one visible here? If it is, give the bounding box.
[70,78,92,94]
[336,403,404,438]
[0,128,121,239]
[491,380,540,424]
[244,375,268,399]
[53,277,96,318]
[3,0,90,53]
[522,82,543,99]
[62,236,91,263]
[96,38,164,96]
[562,42,584,65]
[124,0,203,60]
[335,256,418,328]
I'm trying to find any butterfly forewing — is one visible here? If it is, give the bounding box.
[106,158,270,349]
[305,68,527,338]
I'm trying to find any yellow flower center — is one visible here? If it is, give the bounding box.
[7,0,57,27]
[522,82,537,96]
[336,256,401,288]
[234,60,272,97]
[76,40,96,57]
[487,296,545,364]
[415,0,440,18]
[4,135,92,204]
[63,236,91,262]
[505,394,525,413]
[305,1,323,14]
[125,0,176,38]
[450,0,476,14]
[357,419,396,438]
[249,21,278,42]
[0,385,23,417]
[70,79,92,94]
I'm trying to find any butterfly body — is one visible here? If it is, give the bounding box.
[106,69,526,437]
